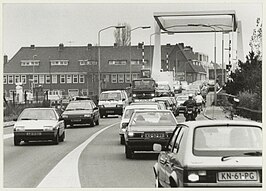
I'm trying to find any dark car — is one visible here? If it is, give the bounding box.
[153,120,262,188]
[61,100,100,128]
[124,110,177,159]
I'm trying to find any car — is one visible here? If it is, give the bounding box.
[13,108,65,145]
[119,104,160,145]
[61,100,100,128]
[124,110,178,159]
[152,97,175,115]
[130,101,162,108]
[153,120,262,188]
[98,90,129,118]
[155,83,172,97]
[176,95,188,115]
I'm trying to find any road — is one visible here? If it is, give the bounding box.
[3,112,207,188]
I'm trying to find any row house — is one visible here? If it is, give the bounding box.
[4,43,208,99]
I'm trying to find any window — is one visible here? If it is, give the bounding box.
[52,75,57,84]
[118,74,124,83]
[21,75,26,84]
[39,75,44,84]
[131,60,148,65]
[67,74,72,83]
[60,75,65,83]
[79,75,84,83]
[4,75,7,84]
[33,75,38,84]
[81,89,88,96]
[50,60,69,66]
[111,74,117,83]
[79,60,98,65]
[21,60,40,66]
[108,60,127,65]
[73,75,78,83]
[8,75,13,84]
[46,75,50,84]
[14,75,20,84]
[168,126,182,151]
[103,74,110,83]
[125,74,131,83]
[132,73,138,80]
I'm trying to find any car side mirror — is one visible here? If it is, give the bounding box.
[153,143,162,152]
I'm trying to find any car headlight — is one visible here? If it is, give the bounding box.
[84,114,91,117]
[116,104,124,108]
[43,126,55,131]
[62,115,68,118]
[14,126,25,131]
[151,93,155,97]
[132,94,136,97]
[98,105,104,108]
[128,132,134,137]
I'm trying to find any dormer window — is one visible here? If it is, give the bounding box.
[50,60,69,66]
[21,60,40,66]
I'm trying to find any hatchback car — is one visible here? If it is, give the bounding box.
[13,108,65,145]
[61,100,100,127]
[119,104,160,144]
[153,120,262,187]
[124,110,178,159]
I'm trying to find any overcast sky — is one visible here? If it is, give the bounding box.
[2,2,262,64]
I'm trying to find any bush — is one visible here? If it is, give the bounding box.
[238,91,261,111]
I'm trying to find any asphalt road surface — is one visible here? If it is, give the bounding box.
[3,112,207,188]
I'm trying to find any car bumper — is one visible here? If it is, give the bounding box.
[126,138,169,151]
[183,182,262,187]
[99,107,123,115]
[14,131,57,141]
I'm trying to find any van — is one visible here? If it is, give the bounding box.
[98,90,129,118]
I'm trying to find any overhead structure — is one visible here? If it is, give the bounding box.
[152,10,242,82]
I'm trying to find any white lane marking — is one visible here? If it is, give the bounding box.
[37,122,119,188]
[4,133,14,140]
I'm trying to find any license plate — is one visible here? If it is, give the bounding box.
[71,119,81,122]
[106,111,114,113]
[218,171,257,181]
[26,132,42,136]
[145,133,165,138]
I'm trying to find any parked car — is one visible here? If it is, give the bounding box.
[119,104,160,145]
[124,110,178,159]
[175,95,188,115]
[98,90,129,118]
[13,108,65,145]
[61,100,100,128]
[153,120,262,188]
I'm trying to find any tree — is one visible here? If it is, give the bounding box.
[114,22,131,46]
[249,18,262,60]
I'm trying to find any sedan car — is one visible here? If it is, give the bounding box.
[61,100,99,127]
[153,120,262,187]
[119,104,159,145]
[124,110,178,159]
[13,108,65,146]
[176,95,188,115]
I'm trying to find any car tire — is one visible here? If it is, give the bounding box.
[100,114,104,118]
[14,136,20,146]
[90,120,95,127]
[59,132,65,142]
[53,133,59,145]
[155,174,162,188]
[95,118,99,125]
[120,135,125,145]
[125,145,134,159]
[105,114,108,118]
[64,121,68,129]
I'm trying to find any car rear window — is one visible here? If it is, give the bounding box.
[66,101,92,110]
[100,92,121,101]
[193,126,262,156]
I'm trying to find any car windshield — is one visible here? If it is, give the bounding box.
[130,111,176,126]
[99,92,121,101]
[18,109,57,120]
[133,80,155,88]
[157,84,169,90]
[124,107,157,119]
[193,126,262,156]
[66,102,92,110]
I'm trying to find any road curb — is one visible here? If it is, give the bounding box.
[3,122,15,128]
[202,107,216,120]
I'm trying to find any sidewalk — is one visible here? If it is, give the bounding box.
[3,121,15,128]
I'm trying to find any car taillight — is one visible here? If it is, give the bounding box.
[184,170,216,183]
[127,132,144,138]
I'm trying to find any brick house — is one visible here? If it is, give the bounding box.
[3,43,207,99]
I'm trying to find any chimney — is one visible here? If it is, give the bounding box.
[185,46,193,52]
[166,43,171,46]
[87,43,92,49]
[4,55,8,65]
[59,43,64,51]
[30,45,35,49]
[178,43,184,49]
[114,43,118,47]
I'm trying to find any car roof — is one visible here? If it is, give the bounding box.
[133,109,171,113]
[131,101,158,105]
[125,104,158,109]
[180,120,262,129]
[101,90,124,93]
[24,107,55,110]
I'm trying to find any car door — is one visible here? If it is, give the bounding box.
[164,125,187,187]
[91,101,99,119]
[157,125,182,187]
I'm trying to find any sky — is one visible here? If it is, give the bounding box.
[2,2,263,65]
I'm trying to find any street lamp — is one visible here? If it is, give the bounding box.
[188,24,217,105]
[129,26,151,82]
[98,25,125,96]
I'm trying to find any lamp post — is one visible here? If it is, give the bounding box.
[32,55,37,93]
[129,26,151,82]
[97,25,125,97]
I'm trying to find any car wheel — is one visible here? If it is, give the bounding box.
[120,135,125,145]
[155,174,162,188]
[14,136,20,146]
[105,114,108,118]
[59,132,65,142]
[100,114,104,118]
[90,120,95,127]
[64,122,68,129]
[53,133,59,145]
[125,145,134,159]
[95,117,99,125]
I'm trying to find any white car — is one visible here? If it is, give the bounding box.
[13,108,65,146]
[119,104,159,144]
